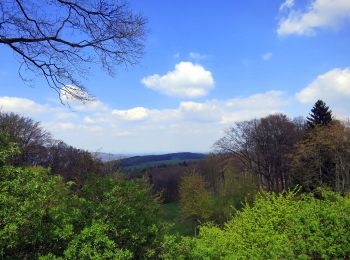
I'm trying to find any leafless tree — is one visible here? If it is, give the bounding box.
[0,111,111,185]
[0,0,146,101]
[214,114,304,192]
[0,111,52,165]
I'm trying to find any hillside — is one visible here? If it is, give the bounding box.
[120,152,206,169]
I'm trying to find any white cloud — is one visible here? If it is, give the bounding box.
[0,90,290,153]
[0,96,45,116]
[112,107,149,121]
[262,52,273,61]
[227,91,287,109]
[278,0,350,36]
[77,100,108,112]
[296,68,350,103]
[222,91,289,123]
[141,62,215,98]
[180,101,210,112]
[109,91,287,124]
[280,0,295,11]
[179,101,223,122]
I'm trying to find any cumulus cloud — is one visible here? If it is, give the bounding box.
[0,96,45,116]
[112,107,149,121]
[278,0,350,36]
[141,62,215,98]
[296,68,350,103]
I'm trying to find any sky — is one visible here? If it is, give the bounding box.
[1,0,350,154]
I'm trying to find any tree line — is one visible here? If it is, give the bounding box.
[214,100,350,193]
[177,100,350,230]
[0,111,117,189]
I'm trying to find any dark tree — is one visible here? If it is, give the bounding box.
[0,111,110,185]
[214,114,304,192]
[291,120,350,193]
[307,100,333,128]
[0,0,146,101]
[0,111,52,165]
[45,141,105,188]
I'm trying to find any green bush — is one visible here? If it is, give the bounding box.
[63,221,132,260]
[162,189,350,259]
[0,143,164,259]
[83,176,165,259]
[0,165,84,258]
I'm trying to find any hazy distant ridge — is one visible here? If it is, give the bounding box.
[120,152,206,167]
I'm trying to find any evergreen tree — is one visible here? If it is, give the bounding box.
[306,100,333,128]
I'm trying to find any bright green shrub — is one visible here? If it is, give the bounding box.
[162,189,350,259]
[97,177,164,259]
[0,134,19,166]
[0,142,164,259]
[63,221,132,260]
[0,166,84,258]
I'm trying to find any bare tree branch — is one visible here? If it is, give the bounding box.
[0,0,146,102]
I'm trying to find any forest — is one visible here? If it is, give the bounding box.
[1,0,350,258]
[1,100,350,259]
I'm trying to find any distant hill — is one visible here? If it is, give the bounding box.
[120,152,206,169]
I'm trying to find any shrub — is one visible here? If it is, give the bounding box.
[0,143,164,259]
[162,189,350,259]
[0,166,83,258]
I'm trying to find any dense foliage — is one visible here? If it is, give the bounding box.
[292,121,350,192]
[162,189,350,259]
[178,159,259,228]
[179,171,212,231]
[0,144,164,259]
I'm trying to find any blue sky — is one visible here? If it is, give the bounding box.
[1,0,350,153]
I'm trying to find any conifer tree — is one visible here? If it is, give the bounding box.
[306,100,333,128]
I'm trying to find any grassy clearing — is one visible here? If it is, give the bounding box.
[161,202,193,236]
